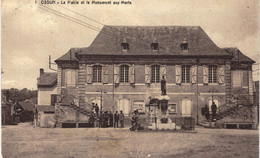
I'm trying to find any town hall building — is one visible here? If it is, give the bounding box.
[53,26,255,127]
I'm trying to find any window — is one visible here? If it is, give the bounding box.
[181,66,190,83]
[151,65,160,83]
[121,43,129,51]
[133,100,145,113]
[120,65,129,83]
[180,38,188,51]
[51,94,57,106]
[151,43,159,51]
[93,65,102,83]
[181,99,192,116]
[121,37,129,51]
[209,66,217,83]
[168,103,177,114]
[232,70,243,87]
[65,69,76,86]
[118,98,130,116]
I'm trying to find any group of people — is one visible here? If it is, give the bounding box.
[89,103,125,128]
[202,102,217,122]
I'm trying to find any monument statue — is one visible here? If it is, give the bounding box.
[161,75,167,95]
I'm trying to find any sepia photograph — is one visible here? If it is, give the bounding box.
[1,0,259,157]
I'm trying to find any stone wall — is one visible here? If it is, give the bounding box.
[38,112,55,128]
[55,105,89,128]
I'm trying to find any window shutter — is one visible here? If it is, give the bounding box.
[65,70,71,86]
[71,70,76,86]
[160,65,166,80]
[61,69,65,86]
[103,65,109,84]
[218,65,225,84]
[203,65,208,84]
[114,65,120,84]
[129,65,135,84]
[145,65,151,84]
[75,69,78,86]
[175,65,181,84]
[86,65,92,84]
[191,65,197,84]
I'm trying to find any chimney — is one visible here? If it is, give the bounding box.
[40,68,44,76]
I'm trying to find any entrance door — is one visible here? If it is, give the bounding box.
[91,98,101,110]
[181,99,192,116]
[208,99,219,113]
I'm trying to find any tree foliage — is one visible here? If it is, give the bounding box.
[7,88,37,102]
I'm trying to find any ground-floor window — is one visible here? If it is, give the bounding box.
[181,99,192,116]
[232,70,243,87]
[168,103,177,114]
[118,98,131,116]
[133,100,145,114]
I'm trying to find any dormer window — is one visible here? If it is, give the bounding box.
[151,38,159,51]
[121,37,129,51]
[180,38,188,52]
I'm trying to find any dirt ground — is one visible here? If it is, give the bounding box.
[1,123,259,158]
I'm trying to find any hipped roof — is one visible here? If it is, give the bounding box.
[18,101,35,112]
[226,47,255,63]
[55,25,231,62]
[37,73,57,87]
[78,26,229,56]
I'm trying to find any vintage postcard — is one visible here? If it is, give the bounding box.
[1,0,259,157]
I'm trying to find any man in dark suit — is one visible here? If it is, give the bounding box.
[211,102,217,121]
[114,111,119,128]
[109,111,113,127]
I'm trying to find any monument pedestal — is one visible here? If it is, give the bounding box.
[148,95,181,130]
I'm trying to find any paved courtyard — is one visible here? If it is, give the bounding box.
[1,123,259,158]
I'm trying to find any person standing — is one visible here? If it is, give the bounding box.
[109,111,113,127]
[89,112,95,127]
[104,111,109,128]
[119,110,125,128]
[114,111,119,128]
[99,111,103,128]
[211,102,217,121]
[95,104,99,115]
[204,104,210,122]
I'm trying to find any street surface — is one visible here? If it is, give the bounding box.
[2,123,259,158]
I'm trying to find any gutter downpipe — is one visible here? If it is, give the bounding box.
[196,57,199,125]
[112,57,115,127]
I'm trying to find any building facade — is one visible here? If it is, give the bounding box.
[54,26,255,125]
[36,68,57,127]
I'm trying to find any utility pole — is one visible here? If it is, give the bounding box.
[209,88,218,106]
[49,55,57,71]
[96,89,107,111]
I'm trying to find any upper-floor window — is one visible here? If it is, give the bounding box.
[151,65,160,83]
[65,69,77,86]
[181,65,190,83]
[208,65,217,83]
[93,65,102,83]
[120,65,129,83]
[151,38,159,51]
[121,37,129,51]
[180,38,188,51]
[232,70,242,87]
[151,43,159,51]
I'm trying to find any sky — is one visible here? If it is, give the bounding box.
[1,0,259,89]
